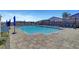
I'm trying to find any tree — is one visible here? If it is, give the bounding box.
[62,12,71,27]
[62,12,71,19]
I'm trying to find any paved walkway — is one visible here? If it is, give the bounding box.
[9,27,79,49]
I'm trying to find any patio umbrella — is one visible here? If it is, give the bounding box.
[12,16,16,34]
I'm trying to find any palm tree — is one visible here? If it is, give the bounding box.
[62,12,71,19]
[62,12,71,27]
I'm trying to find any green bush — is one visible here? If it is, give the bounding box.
[0,38,6,45]
[1,32,9,37]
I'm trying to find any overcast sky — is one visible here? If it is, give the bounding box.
[0,10,79,22]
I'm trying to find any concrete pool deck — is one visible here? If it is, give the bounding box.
[9,27,79,49]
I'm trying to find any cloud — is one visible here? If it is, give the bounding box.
[0,12,41,22]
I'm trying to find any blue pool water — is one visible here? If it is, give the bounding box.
[18,26,61,35]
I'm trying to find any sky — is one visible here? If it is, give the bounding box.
[0,10,79,22]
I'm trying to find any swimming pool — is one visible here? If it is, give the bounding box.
[18,26,61,35]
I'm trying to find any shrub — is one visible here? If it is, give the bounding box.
[0,39,6,45]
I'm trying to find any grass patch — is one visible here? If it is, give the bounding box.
[1,32,9,37]
[0,39,6,45]
[0,32,9,48]
[0,37,8,48]
[0,37,7,45]
[0,45,5,48]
